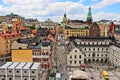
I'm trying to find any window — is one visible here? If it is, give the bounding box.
[97,54,99,57]
[74,55,77,59]
[1,77,5,80]
[9,70,11,73]
[32,71,34,73]
[89,48,91,51]
[92,53,95,57]
[46,52,48,55]
[89,54,90,57]
[32,79,35,80]
[101,54,103,56]
[102,48,103,51]
[61,35,63,38]
[24,78,27,80]
[24,71,27,73]
[106,48,108,51]
[85,48,86,51]
[74,61,76,64]
[70,61,72,64]
[70,55,72,59]
[84,54,86,56]
[79,55,81,59]
[9,78,12,80]
[93,48,95,51]
[16,70,19,73]
[106,54,107,57]
[79,61,81,64]
[98,48,99,51]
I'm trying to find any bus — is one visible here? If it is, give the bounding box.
[56,73,61,80]
[102,70,109,80]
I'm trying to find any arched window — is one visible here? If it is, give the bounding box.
[92,53,95,57]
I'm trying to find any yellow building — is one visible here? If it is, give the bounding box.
[0,32,21,57]
[58,26,64,34]
[64,27,89,40]
[12,49,32,62]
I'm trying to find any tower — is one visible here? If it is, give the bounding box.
[87,7,93,23]
[62,13,67,23]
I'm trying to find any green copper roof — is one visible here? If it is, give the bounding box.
[87,7,92,20]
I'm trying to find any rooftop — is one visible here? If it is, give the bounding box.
[8,62,19,69]
[0,62,12,69]
[15,62,26,69]
[31,63,40,69]
[23,63,33,69]
[0,32,21,39]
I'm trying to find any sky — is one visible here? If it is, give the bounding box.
[0,0,120,22]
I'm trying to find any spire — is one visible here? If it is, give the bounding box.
[62,13,67,23]
[64,13,66,18]
[87,7,93,23]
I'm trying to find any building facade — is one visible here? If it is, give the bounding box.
[12,49,33,62]
[0,32,21,59]
[109,44,120,69]
[64,27,89,40]
[66,36,112,71]
[0,62,41,80]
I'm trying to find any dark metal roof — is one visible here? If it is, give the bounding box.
[112,42,120,48]
[34,43,41,49]
[17,37,37,44]
[0,61,6,67]
[69,36,114,41]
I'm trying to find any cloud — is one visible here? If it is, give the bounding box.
[1,0,88,21]
[3,0,50,5]
[0,0,120,22]
[91,0,120,9]
[79,0,85,2]
[91,0,98,2]
[93,12,120,21]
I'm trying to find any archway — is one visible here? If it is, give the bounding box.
[88,59,91,62]
[104,59,107,63]
[96,59,99,62]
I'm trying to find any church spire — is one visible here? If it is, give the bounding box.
[64,13,66,18]
[87,7,93,23]
[62,13,67,23]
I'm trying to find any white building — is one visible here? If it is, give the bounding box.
[0,62,41,80]
[7,62,19,80]
[0,62,12,80]
[66,37,112,71]
[109,44,120,69]
[66,41,84,71]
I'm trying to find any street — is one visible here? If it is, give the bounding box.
[56,45,69,80]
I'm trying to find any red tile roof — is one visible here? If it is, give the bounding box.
[0,32,21,39]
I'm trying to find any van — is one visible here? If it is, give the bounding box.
[102,70,109,80]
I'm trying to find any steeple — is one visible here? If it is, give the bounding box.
[87,7,93,23]
[64,13,66,18]
[62,13,67,23]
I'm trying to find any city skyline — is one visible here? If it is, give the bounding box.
[0,0,120,22]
